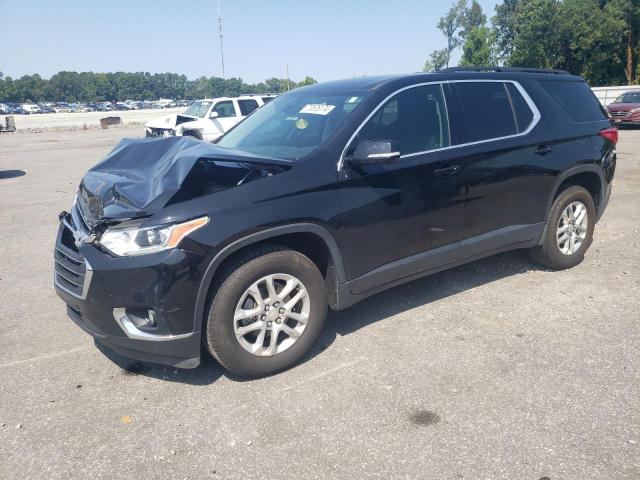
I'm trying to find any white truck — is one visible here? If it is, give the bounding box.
[22,104,42,114]
[144,95,277,142]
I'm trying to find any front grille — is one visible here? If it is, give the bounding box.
[611,111,629,118]
[55,214,93,299]
[55,244,87,298]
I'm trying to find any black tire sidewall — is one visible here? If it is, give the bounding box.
[541,186,596,269]
[206,250,327,377]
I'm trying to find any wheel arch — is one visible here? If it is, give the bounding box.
[538,165,606,244]
[193,223,346,329]
[182,129,203,140]
[548,165,605,211]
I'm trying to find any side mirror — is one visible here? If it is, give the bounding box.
[210,111,219,118]
[349,140,400,165]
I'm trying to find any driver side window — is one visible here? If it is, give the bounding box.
[358,84,450,156]
[212,101,237,118]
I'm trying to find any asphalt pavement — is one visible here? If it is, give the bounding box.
[0,127,638,479]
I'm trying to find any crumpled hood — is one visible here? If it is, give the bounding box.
[76,136,292,229]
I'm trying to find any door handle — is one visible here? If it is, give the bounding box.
[535,145,553,155]
[434,165,460,177]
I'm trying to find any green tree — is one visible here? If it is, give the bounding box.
[297,76,318,86]
[556,0,627,85]
[460,0,487,40]
[460,27,499,66]
[492,0,525,61]
[423,48,449,71]
[437,0,468,67]
[509,0,561,69]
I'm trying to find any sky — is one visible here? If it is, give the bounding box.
[0,0,500,84]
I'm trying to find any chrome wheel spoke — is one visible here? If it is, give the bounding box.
[284,288,307,311]
[277,278,299,301]
[281,325,301,339]
[266,329,279,355]
[265,275,278,301]
[246,285,265,309]
[286,311,309,324]
[234,306,261,322]
[251,326,267,353]
[236,321,264,336]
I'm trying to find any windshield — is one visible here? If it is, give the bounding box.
[183,100,213,118]
[217,92,367,160]
[613,92,640,104]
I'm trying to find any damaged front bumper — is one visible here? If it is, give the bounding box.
[145,126,176,138]
[54,212,205,369]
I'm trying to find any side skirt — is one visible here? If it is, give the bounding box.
[335,223,543,310]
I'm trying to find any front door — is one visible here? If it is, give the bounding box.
[337,83,465,294]
[206,100,241,140]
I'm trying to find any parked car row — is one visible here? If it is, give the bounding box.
[0,99,192,115]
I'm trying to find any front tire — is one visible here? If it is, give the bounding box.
[205,246,328,378]
[529,185,596,270]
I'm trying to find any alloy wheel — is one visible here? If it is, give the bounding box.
[233,273,310,356]
[557,201,588,255]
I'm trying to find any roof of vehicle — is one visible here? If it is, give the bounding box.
[291,68,585,95]
[195,94,278,102]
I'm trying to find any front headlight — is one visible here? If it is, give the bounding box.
[99,216,209,256]
[630,107,640,114]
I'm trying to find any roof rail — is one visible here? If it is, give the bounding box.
[439,66,570,75]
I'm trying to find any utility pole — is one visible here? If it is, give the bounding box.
[217,0,225,79]
[286,62,290,91]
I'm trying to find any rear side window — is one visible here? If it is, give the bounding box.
[541,80,607,123]
[238,99,259,116]
[455,82,517,142]
[261,97,275,104]
[357,84,450,156]
[506,83,534,132]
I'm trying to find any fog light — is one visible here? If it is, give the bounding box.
[113,307,191,341]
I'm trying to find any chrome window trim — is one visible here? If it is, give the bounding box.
[337,79,541,170]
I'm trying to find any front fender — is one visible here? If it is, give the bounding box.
[192,223,346,329]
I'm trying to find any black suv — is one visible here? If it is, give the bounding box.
[54,68,617,377]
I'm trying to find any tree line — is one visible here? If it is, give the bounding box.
[0,71,318,103]
[3,0,638,103]
[424,0,640,86]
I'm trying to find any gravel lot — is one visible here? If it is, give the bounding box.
[0,128,638,479]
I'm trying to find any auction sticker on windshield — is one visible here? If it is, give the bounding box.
[300,104,335,115]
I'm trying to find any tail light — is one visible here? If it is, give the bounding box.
[599,127,618,144]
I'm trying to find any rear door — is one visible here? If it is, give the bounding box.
[449,80,550,257]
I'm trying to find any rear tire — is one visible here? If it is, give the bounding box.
[205,245,328,378]
[529,185,595,270]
